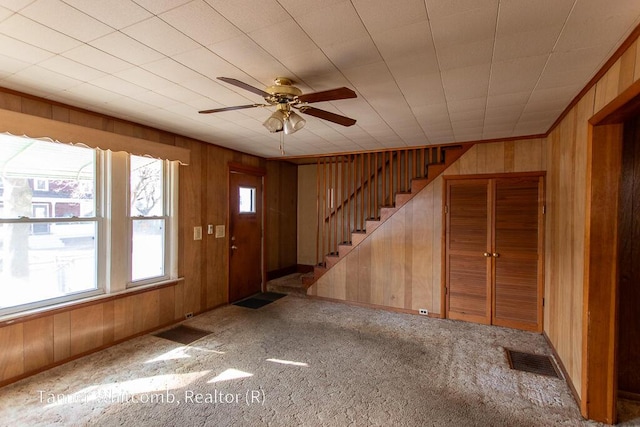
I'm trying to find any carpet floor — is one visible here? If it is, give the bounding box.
[0,296,637,426]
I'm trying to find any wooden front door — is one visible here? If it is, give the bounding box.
[229,170,263,302]
[445,174,544,332]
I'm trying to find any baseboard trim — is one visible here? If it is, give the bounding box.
[308,295,442,318]
[543,331,582,409]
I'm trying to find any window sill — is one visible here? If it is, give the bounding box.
[0,277,185,327]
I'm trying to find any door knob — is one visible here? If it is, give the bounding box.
[492,253,499,257]
[483,252,491,257]
[231,245,238,250]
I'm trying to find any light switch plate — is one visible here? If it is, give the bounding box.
[215,225,225,238]
[207,224,214,235]
[193,226,202,240]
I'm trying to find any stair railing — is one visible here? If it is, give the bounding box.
[315,145,459,265]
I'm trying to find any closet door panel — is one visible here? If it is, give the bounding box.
[493,177,541,331]
[446,180,491,324]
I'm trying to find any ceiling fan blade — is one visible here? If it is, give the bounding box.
[217,77,270,98]
[297,106,357,126]
[199,104,263,114]
[297,87,356,103]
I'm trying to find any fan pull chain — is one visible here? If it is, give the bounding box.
[279,131,285,155]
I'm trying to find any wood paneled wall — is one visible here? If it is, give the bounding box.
[313,138,546,315]
[0,284,181,385]
[544,36,640,407]
[265,160,298,274]
[544,91,593,402]
[297,164,318,266]
[0,88,265,385]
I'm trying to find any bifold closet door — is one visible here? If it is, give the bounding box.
[445,175,543,332]
[492,177,542,331]
[445,179,492,325]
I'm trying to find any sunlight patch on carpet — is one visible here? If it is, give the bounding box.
[208,368,253,383]
[266,358,309,367]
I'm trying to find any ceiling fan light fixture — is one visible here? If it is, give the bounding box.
[263,109,286,132]
[283,111,306,135]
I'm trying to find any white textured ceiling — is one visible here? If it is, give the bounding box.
[0,0,639,158]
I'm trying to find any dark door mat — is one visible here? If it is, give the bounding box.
[233,292,286,309]
[505,348,560,378]
[154,325,211,345]
[257,291,287,301]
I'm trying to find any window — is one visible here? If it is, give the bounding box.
[0,135,179,317]
[129,155,168,284]
[239,186,256,214]
[0,136,99,312]
[34,178,49,192]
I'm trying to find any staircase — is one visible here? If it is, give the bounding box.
[304,143,472,287]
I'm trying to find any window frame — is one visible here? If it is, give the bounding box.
[0,146,104,317]
[127,155,171,287]
[0,139,180,319]
[238,186,257,214]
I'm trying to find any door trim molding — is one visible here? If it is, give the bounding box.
[580,80,640,423]
[228,162,266,176]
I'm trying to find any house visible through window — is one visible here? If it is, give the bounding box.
[0,136,98,312]
[34,178,49,192]
[0,135,179,316]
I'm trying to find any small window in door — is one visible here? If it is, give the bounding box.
[239,187,256,214]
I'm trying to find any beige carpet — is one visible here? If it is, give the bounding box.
[0,296,635,426]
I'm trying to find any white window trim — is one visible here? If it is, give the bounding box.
[126,156,174,287]
[0,147,180,319]
[0,148,103,317]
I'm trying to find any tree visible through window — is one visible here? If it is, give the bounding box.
[0,135,97,311]
[130,155,166,283]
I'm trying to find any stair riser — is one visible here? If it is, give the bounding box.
[395,193,412,207]
[351,233,367,246]
[338,244,354,257]
[380,207,398,222]
[325,257,340,269]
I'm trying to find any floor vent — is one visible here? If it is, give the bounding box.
[154,325,211,345]
[505,349,560,378]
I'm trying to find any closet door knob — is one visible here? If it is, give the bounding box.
[483,252,491,257]
[492,253,500,258]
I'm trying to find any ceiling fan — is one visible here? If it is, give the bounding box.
[199,77,357,134]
